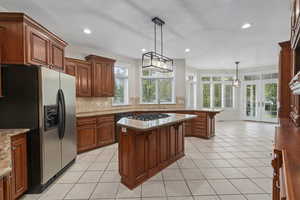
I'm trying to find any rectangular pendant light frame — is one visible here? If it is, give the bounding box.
[142,51,173,73]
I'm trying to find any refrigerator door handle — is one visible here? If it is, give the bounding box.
[57,89,66,139]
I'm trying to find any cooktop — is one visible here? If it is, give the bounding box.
[127,113,169,121]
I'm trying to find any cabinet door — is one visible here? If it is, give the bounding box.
[0,178,3,200]
[50,42,64,72]
[76,63,92,97]
[134,134,148,182]
[93,62,114,97]
[176,124,184,155]
[148,130,159,174]
[159,127,169,165]
[65,59,76,76]
[92,62,103,96]
[96,117,115,146]
[169,126,176,159]
[26,27,50,66]
[11,134,27,200]
[77,124,97,152]
[103,63,114,96]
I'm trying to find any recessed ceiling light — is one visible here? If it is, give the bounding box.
[185,48,190,53]
[241,23,251,29]
[83,28,91,34]
[141,48,146,52]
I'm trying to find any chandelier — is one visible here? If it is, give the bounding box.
[142,17,173,73]
[233,61,241,88]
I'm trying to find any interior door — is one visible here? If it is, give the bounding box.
[60,72,77,168]
[261,80,278,123]
[243,82,259,121]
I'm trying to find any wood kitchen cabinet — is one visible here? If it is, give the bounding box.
[0,13,67,70]
[65,57,92,97]
[77,115,115,153]
[77,117,97,153]
[96,116,115,146]
[85,55,115,97]
[11,133,27,200]
[278,41,292,118]
[119,122,185,189]
[0,175,11,200]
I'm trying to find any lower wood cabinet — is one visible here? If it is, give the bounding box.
[119,123,185,189]
[77,115,115,153]
[11,134,27,200]
[0,175,12,200]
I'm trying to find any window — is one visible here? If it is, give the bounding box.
[202,83,211,108]
[200,75,235,108]
[141,68,175,104]
[224,85,233,107]
[213,83,222,107]
[186,74,197,108]
[113,66,129,105]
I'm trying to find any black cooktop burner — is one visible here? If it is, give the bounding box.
[127,113,169,121]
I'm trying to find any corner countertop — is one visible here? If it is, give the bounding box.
[0,129,30,178]
[117,113,197,131]
[76,107,223,118]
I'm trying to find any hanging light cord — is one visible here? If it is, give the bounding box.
[161,23,163,56]
[154,22,156,54]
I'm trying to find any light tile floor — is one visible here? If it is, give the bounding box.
[21,121,275,200]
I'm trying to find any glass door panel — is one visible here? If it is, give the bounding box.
[245,84,258,120]
[261,81,278,122]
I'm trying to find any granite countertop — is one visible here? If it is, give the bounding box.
[76,107,223,118]
[117,113,197,131]
[0,129,30,178]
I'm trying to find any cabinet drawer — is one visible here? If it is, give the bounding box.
[77,117,96,126]
[97,115,114,124]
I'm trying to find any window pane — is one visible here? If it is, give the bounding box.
[159,79,172,103]
[113,78,125,104]
[203,84,211,108]
[262,73,278,80]
[212,77,222,81]
[115,66,128,77]
[142,79,156,103]
[244,75,260,81]
[224,85,233,107]
[224,76,234,81]
[213,83,222,107]
[201,77,210,81]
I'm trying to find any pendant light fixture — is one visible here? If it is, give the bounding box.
[142,17,173,73]
[233,61,241,88]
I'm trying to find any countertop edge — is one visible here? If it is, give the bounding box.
[117,115,197,131]
[77,108,222,118]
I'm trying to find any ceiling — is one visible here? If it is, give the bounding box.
[0,0,290,69]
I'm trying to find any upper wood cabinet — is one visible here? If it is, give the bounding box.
[85,55,115,97]
[0,13,67,71]
[278,41,292,119]
[65,57,92,97]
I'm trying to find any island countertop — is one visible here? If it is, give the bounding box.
[77,107,222,118]
[117,113,197,131]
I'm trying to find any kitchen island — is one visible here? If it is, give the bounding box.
[117,113,196,189]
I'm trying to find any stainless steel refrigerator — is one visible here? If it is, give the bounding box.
[0,65,76,193]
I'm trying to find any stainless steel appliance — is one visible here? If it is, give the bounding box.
[0,65,76,193]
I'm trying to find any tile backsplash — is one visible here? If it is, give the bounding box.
[76,97,185,113]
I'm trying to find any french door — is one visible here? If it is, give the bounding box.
[243,79,278,123]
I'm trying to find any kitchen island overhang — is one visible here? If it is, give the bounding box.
[117,113,197,189]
